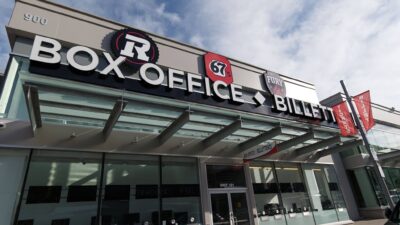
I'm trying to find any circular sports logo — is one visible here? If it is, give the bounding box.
[204,52,233,84]
[111,28,159,72]
[264,71,286,97]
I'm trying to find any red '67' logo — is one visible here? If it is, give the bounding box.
[204,52,233,84]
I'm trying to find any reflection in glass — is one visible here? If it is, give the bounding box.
[303,165,338,224]
[0,151,29,225]
[101,154,159,225]
[365,167,388,206]
[351,168,380,207]
[250,164,285,225]
[274,163,314,225]
[161,157,202,225]
[16,150,102,225]
[324,166,350,221]
[231,193,250,225]
[211,194,230,225]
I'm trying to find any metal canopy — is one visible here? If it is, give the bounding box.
[23,84,42,133]
[276,129,315,152]
[294,135,341,157]
[313,139,364,159]
[202,119,242,150]
[158,110,191,145]
[230,126,282,155]
[379,150,400,163]
[20,82,347,156]
[103,99,127,139]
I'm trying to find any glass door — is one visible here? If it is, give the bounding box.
[210,191,250,225]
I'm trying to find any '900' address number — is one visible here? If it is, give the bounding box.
[24,13,48,25]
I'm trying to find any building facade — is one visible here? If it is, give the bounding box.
[0,1,362,225]
[322,93,400,219]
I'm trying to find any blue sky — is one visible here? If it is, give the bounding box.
[1,0,400,109]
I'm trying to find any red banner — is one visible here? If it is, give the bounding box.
[354,90,375,131]
[332,101,358,136]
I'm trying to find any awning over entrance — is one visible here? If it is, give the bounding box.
[3,80,361,161]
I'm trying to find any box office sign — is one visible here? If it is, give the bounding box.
[28,32,337,127]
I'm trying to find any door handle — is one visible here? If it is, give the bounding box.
[233,216,238,225]
[229,212,234,225]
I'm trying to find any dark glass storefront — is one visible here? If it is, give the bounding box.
[5,150,352,225]
[15,150,202,225]
[249,162,349,225]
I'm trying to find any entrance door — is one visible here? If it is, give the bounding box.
[210,190,251,225]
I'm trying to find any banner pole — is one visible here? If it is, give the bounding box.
[340,80,395,209]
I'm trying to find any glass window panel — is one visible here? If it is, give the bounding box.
[102,154,159,225]
[210,193,230,225]
[0,150,29,225]
[250,163,286,225]
[17,150,102,225]
[368,124,400,151]
[352,168,380,207]
[324,166,350,221]
[365,167,388,206]
[303,164,338,224]
[231,193,250,225]
[207,165,246,188]
[161,157,202,225]
[384,168,400,204]
[5,58,29,120]
[274,163,315,225]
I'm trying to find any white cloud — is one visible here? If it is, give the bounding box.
[54,0,182,36]
[182,0,400,108]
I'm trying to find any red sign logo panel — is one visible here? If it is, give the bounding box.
[204,52,233,84]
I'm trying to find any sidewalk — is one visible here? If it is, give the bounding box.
[353,219,387,225]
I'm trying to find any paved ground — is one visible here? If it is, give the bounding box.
[353,219,387,225]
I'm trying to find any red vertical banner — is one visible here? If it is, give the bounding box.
[354,90,375,131]
[332,101,358,136]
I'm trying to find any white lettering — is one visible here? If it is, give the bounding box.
[213,80,229,100]
[267,76,283,86]
[120,34,151,61]
[139,63,164,85]
[204,77,212,96]
[187,73,202,93]
[100,52,126,79]
[274,95,287,111]
[66,46,99,71]
[168,68,184,89]
[30,35,61,64]
[230,84,244,103]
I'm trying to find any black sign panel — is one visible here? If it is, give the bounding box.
[136,184,158,199]
[161,184,200,198]
[26,186,62,204]
[104,185,130,201]
[67,185,97,202]
[252,183,279,194]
